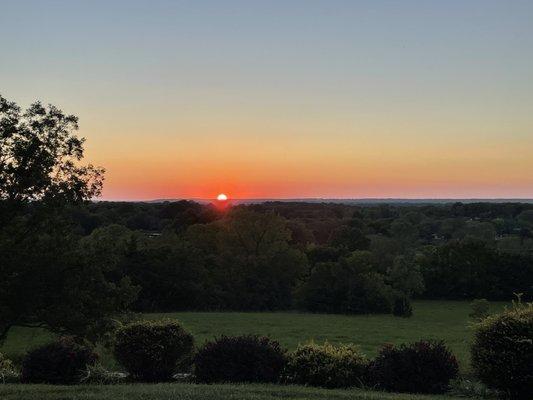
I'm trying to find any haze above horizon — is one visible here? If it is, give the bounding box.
[1,1,532,200]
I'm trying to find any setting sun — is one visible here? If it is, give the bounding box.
[217,193,228,201]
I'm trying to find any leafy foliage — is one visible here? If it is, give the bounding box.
[194,335,286,383]
[387,256,425,297]
[284,342,368,388]
[419,241,533,300]
[114,319,194,382]
[21,337,97,384]
[471,302,533,400]
[184,209,307,311]
[297,251,394,314]
[0,94,138,344]
[329,222,370,251]
[0,94,104,204]
[0,218,139,342]
[369,340,459,394]
[124,239,210,312]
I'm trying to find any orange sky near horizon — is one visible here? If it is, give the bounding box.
[83,111,533,200]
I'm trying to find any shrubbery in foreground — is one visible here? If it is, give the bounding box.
[21,337,97,384]
[114,319,194,382]
[369,340,459,394]
[0,353,18,383]
[471,302,533,400]
[5,330,471,396]
[194,335,286,383]
[284,342,368,388]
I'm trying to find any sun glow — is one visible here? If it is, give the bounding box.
[217,193,228,201]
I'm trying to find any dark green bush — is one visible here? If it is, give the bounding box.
[392,294,413,318]
[114,319,194,382]
[369,340,459,394]
[194,335,286,383]
[21,337,98,384]
[471,303,533,399]
[284,342,368,388]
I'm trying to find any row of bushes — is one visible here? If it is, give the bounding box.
[3,331,458,395]
[2,303,531,398]
[196,337,460,395]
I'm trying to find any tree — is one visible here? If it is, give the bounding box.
[217,209,306,310]
[418,241,533,300]
[0,94,135,343]
[464,221,496,242]
[0,94,104,206]
[185,208,306,311]
[124,235,211,311]
[390,218,419,249]
[0,218,139,342]
[297,251,394,314]
[386,256,425,297]
[329,224,370,252]
[220,208,293,257]
[517,210,533,229]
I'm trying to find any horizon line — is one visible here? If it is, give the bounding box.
[96,197,533,203]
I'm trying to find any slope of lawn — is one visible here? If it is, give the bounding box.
[1,300,506,372]
[0,383,481,400]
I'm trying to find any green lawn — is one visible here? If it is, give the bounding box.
[1,300,506,372]
[0,383,481,400]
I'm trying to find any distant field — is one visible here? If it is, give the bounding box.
[1,300,507,372]
[0,383,481,400]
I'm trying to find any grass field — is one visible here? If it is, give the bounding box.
[0,383,483,400]
[1,300,506,373]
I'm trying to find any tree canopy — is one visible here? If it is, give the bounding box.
[0,94,133,343]
[0,94,104,205]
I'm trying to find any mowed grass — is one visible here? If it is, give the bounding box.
[1,301,507,372]
[0,384,480,400]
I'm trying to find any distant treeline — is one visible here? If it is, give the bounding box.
[2,199,533,325]
[34,200,533,313]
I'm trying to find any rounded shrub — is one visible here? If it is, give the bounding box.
[194,335,286,383]
[369,340,459,394]
[471,303,533,399]
[284,342,368,388]
[114,319,194,382]
[392,294,413,318]
[21,337,98,384]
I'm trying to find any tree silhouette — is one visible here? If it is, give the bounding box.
[0,94,136,343]
[0,94,103,205]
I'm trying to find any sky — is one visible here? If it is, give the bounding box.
[1,0,532,200]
